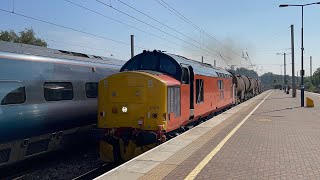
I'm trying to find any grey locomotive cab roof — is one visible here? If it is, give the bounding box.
[166,53,231,78]
[0,41,124,66]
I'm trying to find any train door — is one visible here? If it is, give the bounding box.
[189,66,194,114]
[181,64,194,119]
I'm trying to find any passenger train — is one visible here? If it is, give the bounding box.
[98,50,261,162]
[0,41,125,167]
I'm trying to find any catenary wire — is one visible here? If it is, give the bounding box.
[155,0,245,59]
[0,8,148,49]
[63,0,185,52]
[95,0,230,67]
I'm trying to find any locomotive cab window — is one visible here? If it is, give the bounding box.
[122,58,139,71]
[120,52,181,81]
[181,67,189,84]
[44,82,73,101]
[0,81,26,105]
[196,79,204,103]
[218,80,224,100]
[85,82,98,98]
[140,53,158,70]
[159,57,177,76]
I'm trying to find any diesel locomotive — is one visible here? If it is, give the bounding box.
[98,50,261,162]
[0,41,125,167]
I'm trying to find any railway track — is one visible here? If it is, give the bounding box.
[72,163,119,180]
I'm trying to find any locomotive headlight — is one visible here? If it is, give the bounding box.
[122,106,128,113]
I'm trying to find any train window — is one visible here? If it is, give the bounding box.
[218,80,224,100]
[93,56,102,59]
[44,82,73,101]
[181,67,189,84]
[122,59,139,71]
[59,50,72,55]
[218,80,224,90]
[0,82,26,105]
[121,53,181,81]
[196,79,204,103]
[159,57,176,75]
[140,54,158,70]
[85,82,98,98]
[220,91,224,100]
[167,86,181,117]
[59,50,89,58]
[70,52,89,58]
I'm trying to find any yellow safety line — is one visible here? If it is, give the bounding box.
[185,90,274,180]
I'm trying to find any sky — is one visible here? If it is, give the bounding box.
[0,0,319,76]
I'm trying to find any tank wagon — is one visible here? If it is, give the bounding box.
[0,41,125,167]
[228,72,261,103]
[98,50,262,162]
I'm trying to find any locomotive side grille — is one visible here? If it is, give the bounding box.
[167,86,181,117]
[0,148,11,164]
[26,139,50,156]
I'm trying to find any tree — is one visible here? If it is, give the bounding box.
[0,28,47,47]
[311,67,320,92]
[259,72,292,90]
[312,68,320,86]
[0,30,18,42]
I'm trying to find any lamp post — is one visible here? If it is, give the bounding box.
[280,64,284,88]
[279,2,320,106]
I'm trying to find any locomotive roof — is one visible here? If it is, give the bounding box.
[0,41,124,66]
[166,53,232,77]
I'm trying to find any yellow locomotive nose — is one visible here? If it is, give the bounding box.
[98,71,167,131]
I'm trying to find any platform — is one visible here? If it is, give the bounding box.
[96,90,320,180]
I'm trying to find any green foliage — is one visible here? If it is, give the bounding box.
[304,77,313,91]
[312,67,320,87]
[0,30,18,42]
[259,72,292,90]
[0,28,47,47]
[259,69,320,92]
[308,82,316,92]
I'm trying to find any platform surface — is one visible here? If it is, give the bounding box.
[96,90,320,180]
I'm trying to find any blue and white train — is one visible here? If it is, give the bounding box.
[0,41,125,167]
